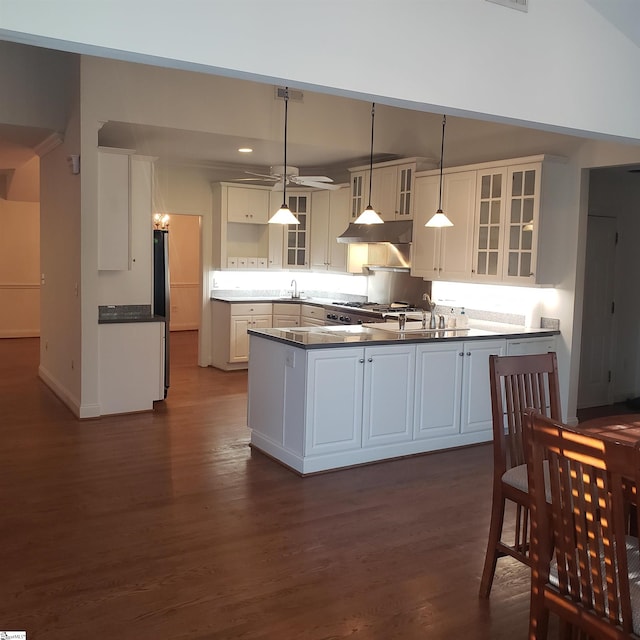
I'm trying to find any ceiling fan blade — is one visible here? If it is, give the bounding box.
[295,175,334,182]
[244,171,278,180]
[271,181,284,192]
[296,179,341,190]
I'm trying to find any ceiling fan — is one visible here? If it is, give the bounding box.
[236,165,340,191]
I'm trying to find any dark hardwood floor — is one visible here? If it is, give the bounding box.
[0,332,566,639]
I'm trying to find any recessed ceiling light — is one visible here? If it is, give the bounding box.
[238,148,253,153]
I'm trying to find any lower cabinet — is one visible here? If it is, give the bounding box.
[211,301,272,370]
[98,321,165,415]
[414,339,506,440]
[306,345,415,456]
[248,333,556,474]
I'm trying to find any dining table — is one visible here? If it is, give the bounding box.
[577,413,640,446]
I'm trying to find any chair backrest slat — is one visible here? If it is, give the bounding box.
[490,353,561,473]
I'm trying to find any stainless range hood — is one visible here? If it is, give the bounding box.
[336,220,412,244]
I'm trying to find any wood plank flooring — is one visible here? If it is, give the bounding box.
[0,332,535,639]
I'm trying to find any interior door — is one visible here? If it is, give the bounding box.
[578,215,617,408]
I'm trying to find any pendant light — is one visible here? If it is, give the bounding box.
[354,102,384,224]
[268,87,300,225]
[425,115,454,228]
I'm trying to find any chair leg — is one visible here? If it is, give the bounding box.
[479,492,506,598]
[528,587,549,640]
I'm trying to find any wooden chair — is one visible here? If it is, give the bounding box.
[525,409,640,639]
[479,352,561,598]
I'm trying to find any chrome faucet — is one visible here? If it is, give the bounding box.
[422,293,437,330]
[290,279,298,299]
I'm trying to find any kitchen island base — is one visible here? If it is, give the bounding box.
[247,326,557,475]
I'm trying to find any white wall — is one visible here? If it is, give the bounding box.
[1,1,640,142]
[38,58,84,416]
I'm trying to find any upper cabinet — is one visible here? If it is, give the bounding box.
[310,187,350,272]
[226,185,270,223]
[349,158,431,222]
[283,191,311,269]
[411,170,477,281]
[412,155,565,286]
[98,148,131,271]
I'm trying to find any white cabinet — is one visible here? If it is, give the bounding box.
[283,191,311,269]
[212,183,271,270]
[226,186,270,223]
[211,301,272,370]
[98,149,131,271]
[414,339,505,440]
[300,304,325,327]
[306,344,415,456]
[268,191,284,269]
[361,344,415,447]
[272,302,300,328]
[310,187,349,272]
[349,158,428,222]
[98,322,165,415]
[507,336,556,356]
[411,170,477,280]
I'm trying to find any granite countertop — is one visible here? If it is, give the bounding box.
[248,322,559,349]
[211,295,328,305]
[98,304,166,324]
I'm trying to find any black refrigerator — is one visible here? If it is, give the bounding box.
[153,229,170,397]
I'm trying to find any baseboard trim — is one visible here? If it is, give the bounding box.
[38,364,100,419]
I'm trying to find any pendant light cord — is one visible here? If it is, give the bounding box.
[283,87,289,206]
[438,115,446,210]
[368,103,375,207]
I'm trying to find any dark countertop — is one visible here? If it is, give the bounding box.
[98,304,166,324]
[211,295,328,305]
[248,323,560,349]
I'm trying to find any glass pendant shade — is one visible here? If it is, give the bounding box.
[354,204,384,225]
[268,203,299,225]
[425,209,454,227]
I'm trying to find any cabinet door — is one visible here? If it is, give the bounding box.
[460,339,505,434]
[396,163,415,219]
[410,175,440,278]
[414,342,463,439]
[472,169,507,281]
[227,187,269,223]
[284,193,310,268]
[371,165,398,221]
[300,317,325,327]
[362,345,415,446]
[350,171,369,220]
[438,170,477,280]
[327,187,350,272]
[268,192,284,268]
[229,315,252,362]
[306,348,364,455]
[502,163,540,283]
[98,151,130,271]
[309,190,330,270]
[273,314,300,328]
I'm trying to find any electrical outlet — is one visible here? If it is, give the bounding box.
[285,350,295,368]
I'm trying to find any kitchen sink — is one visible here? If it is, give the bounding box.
[364,322,470,336]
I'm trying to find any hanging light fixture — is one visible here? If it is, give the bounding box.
[268,87,300,225]
[354,102,384,224]
[425,115,454,228]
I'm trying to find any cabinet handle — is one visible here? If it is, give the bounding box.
[368,357,373,362]
[459,352,464,357]
[359,358,365,363]
[466,352,471,356]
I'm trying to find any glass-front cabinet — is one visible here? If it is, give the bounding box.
[505,164,539,281]
[284,192,310,268]
[472,169,506,280]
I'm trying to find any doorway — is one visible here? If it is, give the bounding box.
[167,213,202,368]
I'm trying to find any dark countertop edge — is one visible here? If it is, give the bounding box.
[98,315,166,324]
[248,328,560,349]
[211,296,326,305]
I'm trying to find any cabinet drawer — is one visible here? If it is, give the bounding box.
[273,303,300,315]
[229,303,272,316]
[301,304,324,319]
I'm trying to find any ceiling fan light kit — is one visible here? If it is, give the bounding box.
[425,115,454,228]
[354,102,384,225]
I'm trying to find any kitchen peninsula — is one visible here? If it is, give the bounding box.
[247,322,559,474]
